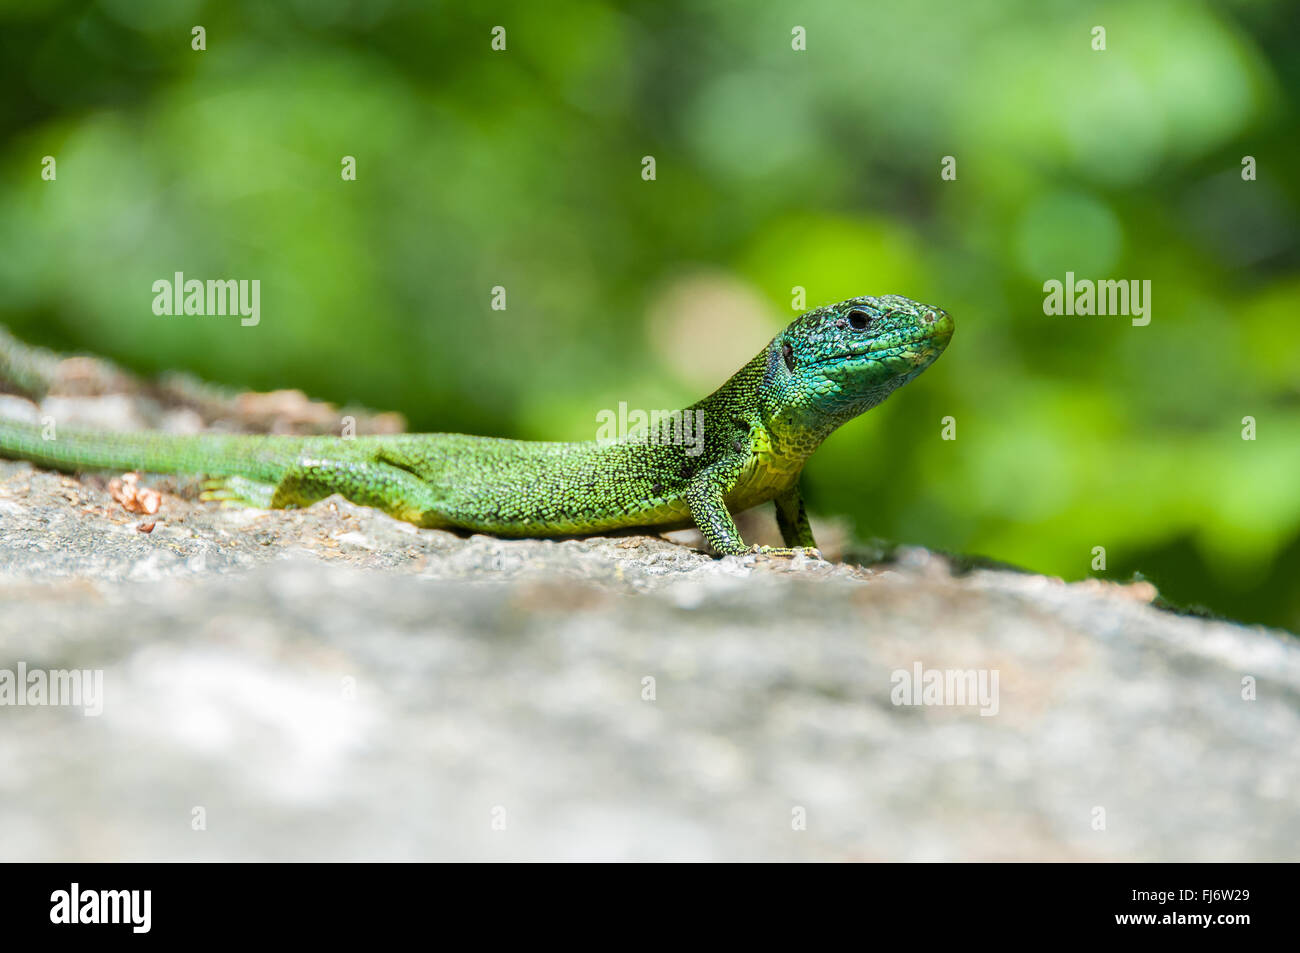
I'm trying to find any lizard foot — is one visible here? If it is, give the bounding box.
[750,544,824,560]
[200,475,276,509]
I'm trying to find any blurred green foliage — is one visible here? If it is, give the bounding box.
[1,0,1298,629]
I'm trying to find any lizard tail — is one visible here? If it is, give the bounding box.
[0,416,296,483]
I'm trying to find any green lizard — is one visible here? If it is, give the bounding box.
[0,295,952,555]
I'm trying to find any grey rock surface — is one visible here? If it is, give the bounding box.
[1,458,1297,861]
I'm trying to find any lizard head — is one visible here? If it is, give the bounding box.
[764,294,953,439]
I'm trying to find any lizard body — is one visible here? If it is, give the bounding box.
[0,295,952,555]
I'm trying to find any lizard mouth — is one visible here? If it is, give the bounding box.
[798,307,953,370]
[815,325,952,368]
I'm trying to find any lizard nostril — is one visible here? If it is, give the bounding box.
[921,311,936,325]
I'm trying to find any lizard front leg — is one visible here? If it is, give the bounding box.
[774,483,818,549]
[685,466,819,558]
[685,466,749,555]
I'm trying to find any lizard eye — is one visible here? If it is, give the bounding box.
[847,309,872,331]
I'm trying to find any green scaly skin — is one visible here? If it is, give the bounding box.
[0,295,953,556]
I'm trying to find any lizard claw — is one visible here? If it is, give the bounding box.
[199,476,275,509]
[750,544,824,560]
